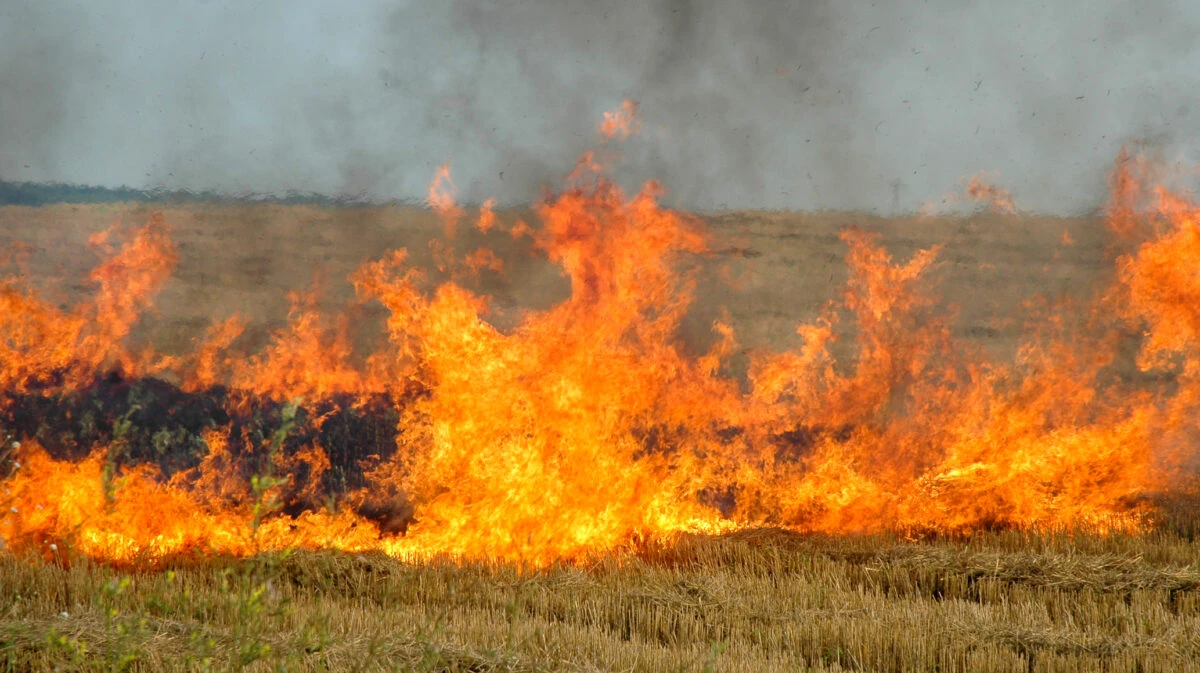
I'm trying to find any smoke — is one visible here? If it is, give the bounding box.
[1,0,1199,212]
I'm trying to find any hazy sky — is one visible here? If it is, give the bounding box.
[2,0,1198,213]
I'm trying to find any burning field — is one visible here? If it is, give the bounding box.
[2,116,1200,669]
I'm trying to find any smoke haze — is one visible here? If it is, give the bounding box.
[2,0,1198,213]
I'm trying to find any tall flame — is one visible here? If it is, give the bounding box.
[2,129,1199,567]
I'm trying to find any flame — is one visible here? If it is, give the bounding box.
[0,213,176,393]
[963,172,1016,214]
[232,287,384,404]
[599,100,640,140]
[1,445,380,565]
[2,129,1199,567]
[477,198,497,234]
[427,164,464,240]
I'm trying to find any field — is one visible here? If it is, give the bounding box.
[1,202,1198,671]
[4,530,1200,671]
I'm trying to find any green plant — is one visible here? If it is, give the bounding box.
[102,407,140,508]
[249,399,301,542]
[44,627,89,669]
[99,576,146,673]
[701,639,727,673]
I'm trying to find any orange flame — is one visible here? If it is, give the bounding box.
[598,100,640,140]
[1,135,1199,567]
[0,213,176,393]
[477,198,497,234]
[428,164,464,240]
[963,172,1016,214]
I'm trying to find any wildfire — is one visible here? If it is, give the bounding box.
[963,172,1016,214]
[599,99,640,140]
[1,110,1198,567]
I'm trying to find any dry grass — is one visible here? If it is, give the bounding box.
[2,529,1199,672]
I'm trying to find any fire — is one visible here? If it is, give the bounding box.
[963,172,1016,213]
[0,214,176,394]
[599,100,640,140]
[476,198,497,234]
[2,112,1199,567]
[2,447,380,565]
[427,163,464,240]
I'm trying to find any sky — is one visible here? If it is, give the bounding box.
[2,0,1199,213]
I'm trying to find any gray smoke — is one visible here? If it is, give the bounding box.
[2,0,1199,213]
